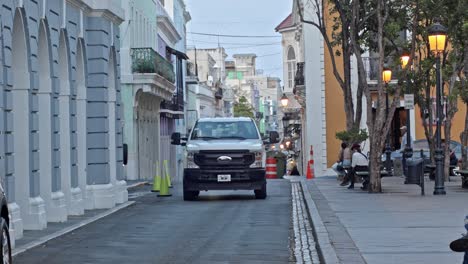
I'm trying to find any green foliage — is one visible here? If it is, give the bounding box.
[133,58,155,73]
[234,96,254,118]
[335,128,368,144]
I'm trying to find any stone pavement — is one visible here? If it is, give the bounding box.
[301,175,468,264]
[12,181,148,256]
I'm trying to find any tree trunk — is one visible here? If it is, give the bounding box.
[368,140,382,193]
[461,105,468,169]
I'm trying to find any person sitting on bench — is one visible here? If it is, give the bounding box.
[348,144,369,189]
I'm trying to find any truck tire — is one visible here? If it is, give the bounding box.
[254,183,267,199]
[183,184,199,201]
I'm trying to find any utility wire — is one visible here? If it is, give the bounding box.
[189,32,281,38]
[187,38,280,46]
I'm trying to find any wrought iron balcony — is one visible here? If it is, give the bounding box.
[363,57,379,81]
[131,47,175,83]
[294,62,304,86]
[161,91,184,112]
[215,87,223,99]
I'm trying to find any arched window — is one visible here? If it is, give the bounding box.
[287,46,296,89]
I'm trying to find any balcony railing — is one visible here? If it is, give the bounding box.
[131,48,175,83]
[363,57,379,81]
[161,92,183,112]
[294,62,304,86]
[362,57,401,82]
[215,88,223,99]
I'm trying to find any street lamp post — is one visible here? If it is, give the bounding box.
[382,67,393,173]
[400,52,413,175]
[428,21,447,195]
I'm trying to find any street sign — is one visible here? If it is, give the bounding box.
[404,94,414,110]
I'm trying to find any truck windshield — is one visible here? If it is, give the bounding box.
[191,121,259,140]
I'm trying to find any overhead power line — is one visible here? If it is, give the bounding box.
[189,32,281,38]
[187,38,279,46]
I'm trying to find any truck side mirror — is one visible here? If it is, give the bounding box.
[123,143,128,165]
[269,131,279,144]
[171,132,181,145]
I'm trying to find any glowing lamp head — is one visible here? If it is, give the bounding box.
[382,67,392,84]
[427,22,447,54]
[280,93,289,107]
[400,52,410,69]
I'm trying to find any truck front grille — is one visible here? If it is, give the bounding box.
[194,150,255,169]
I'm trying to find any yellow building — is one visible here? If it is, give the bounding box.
[277,0,466,175]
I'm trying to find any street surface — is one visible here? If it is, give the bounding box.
[14,180,293,264]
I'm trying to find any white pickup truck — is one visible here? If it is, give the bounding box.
[171,117,279,201]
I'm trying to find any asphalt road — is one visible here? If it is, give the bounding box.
[15,180,292,264]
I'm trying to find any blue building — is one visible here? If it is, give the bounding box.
[0,0,125,244]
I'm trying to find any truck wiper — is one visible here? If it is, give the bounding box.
[219,136,248,140]
[194,136,219,140]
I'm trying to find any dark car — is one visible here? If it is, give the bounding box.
[0,182,11,263]
[382,140,465,175]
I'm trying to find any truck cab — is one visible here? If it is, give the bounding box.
[171,117,279,200]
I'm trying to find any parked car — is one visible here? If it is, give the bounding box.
[0,182,12,263]
[382,140,466,174]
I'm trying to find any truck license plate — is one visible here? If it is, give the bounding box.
[217,174,231,182]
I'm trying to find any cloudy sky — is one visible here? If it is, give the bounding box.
[185,0,293,86]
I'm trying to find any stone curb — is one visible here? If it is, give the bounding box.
[300,177,340,264]
[126,181,149,189]
[12,201,135,257]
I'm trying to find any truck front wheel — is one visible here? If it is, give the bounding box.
[254,183,267,199]
[183,184,199,201]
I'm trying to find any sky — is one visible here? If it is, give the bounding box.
[185,0,293,85]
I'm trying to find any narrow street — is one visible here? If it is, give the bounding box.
[14,180,295,264]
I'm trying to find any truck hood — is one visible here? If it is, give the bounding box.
[187,139,264,152]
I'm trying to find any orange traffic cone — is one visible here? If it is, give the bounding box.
[307,146,315,179]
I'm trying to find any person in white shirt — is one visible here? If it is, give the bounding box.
[348,143,369,189]
[400,126,413,151]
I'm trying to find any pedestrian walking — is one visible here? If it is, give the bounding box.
[348,144,368,190]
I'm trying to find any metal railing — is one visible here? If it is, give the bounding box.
[215,88,223,99]
[131,47,175,83]
[362,57,401,82]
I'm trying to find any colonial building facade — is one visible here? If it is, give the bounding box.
[121,0,189,183]
[0,0,126,244]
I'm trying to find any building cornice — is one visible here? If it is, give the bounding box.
[81,0,125,25]
[277,26,296,34]
[158,16,182,44]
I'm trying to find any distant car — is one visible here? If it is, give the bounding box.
[382,139,465,171]
[0,182,12,263]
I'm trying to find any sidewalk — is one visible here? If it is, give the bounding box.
[12,180,148,256]
[301,175,468,264]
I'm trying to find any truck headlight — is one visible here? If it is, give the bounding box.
[186,152,199,169]
[250,151,264,168]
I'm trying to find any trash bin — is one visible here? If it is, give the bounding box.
[274,152,287,178]
[406,158,423,185]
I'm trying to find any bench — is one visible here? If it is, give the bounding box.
[455,169,468,189]
[355,170,389,190]
[355,170,389,179]
[426,164,458,180]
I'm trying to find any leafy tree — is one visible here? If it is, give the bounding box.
[296,0,365,131]
[335,128,368,145]
[234,96,254,118]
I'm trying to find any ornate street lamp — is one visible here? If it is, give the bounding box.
[382,67,392,172]
[280,93,289,107]
[400,51,413,175]
[428,21,447,195]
